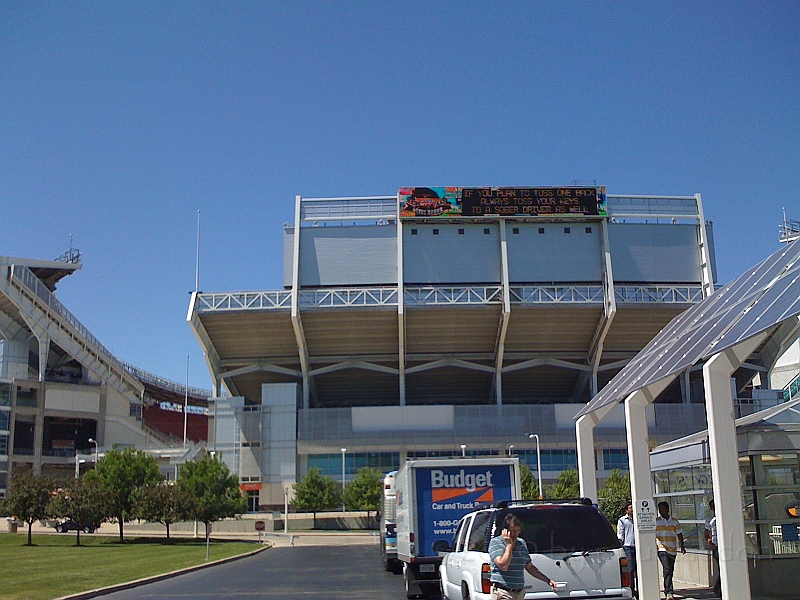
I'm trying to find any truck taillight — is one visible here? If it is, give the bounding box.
[481,563,491,594]
[409,533,414,542]
[619,556,631,588]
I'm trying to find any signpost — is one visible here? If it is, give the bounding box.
[635,498,657,532]
[255,520,266,543]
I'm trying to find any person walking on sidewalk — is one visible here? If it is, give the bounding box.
[704,499,722,598]
[617,502,637,596]
[488,513,557,599]
[656,501,685,600]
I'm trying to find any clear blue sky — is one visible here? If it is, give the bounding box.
[2,2,798,389]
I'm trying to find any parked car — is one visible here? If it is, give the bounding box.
[54,519,98,534]
[439,500,632,600]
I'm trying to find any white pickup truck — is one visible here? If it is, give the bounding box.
[439,501,633,600]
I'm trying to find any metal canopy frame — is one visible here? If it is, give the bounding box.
[575,239,800,600]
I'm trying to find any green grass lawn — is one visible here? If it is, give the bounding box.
[0,532,260,600]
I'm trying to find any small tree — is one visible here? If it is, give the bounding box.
[293,467,341,527]
[1,472,56,545]
[48,477,108,546]
[519,464,541,501]
[545,468,580,500]
[177,452,246,548]
[132,482,189,540]
[598,469,631,525]
[343,467,382,516]
[85,447,162,542]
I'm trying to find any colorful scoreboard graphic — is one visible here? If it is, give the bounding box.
[399,186,607,218]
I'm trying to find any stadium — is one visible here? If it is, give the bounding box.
[0,252,209,495]
[187,186,740,508]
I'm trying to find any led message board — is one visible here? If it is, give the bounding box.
[399,186,607,218]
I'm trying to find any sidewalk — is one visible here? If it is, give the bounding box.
[18,519,380,547]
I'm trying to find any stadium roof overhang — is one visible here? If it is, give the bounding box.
[188,284,699,406]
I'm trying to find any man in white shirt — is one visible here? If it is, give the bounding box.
[617,503,637,596]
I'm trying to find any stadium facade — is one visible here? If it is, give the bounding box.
[0,252,209,496]
[188,187,790,509]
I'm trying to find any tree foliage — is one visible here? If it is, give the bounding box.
[545,468,580,500]
[1,472,56,545]
[85,447,162,542]
[177,452,246,544]
[48,477,108,546]
[293,467,341,520]
[132,482,189,539]
[597,469,631,525]
[519,464,541,501]
[342,467,382,513]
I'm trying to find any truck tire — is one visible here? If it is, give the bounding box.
[461,582,471,600]
[390,558,403,575]
[55,524,64,533]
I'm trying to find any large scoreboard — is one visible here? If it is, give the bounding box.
[399,186,607,218]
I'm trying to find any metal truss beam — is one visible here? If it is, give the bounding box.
[503,357,592,374]
[405,358,495,375]
[193,283,704,313]
[309,360,399,377]
[221,362,302,379]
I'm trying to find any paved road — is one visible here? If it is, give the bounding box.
[97,544,408,600]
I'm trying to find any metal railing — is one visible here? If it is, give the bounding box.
[405,286,503,305]
[195,283,706,312]
[511,285,604,304]
[783,372,800,402]
[615,285,704,303]
[124,363,212,399]
[779,218,800,243]
[300,196,397,221]
[606,195,699,217]
[9,265,126,373]
[298,287,398,307]
[195,291,292,311]
[9,265,209,398]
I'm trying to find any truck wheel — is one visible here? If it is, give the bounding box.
[390,559,403,575]
[461,582,471,600]
[55,524,64,533]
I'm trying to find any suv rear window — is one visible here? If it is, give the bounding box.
[489,506,620,554]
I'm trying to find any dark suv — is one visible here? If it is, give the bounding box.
[54,519,98,534]
[440,501,632,600]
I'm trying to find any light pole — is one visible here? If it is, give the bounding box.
[528,434,543,499]
[460,444,466,457]
[341,448,347,512]
[88,437,99,462]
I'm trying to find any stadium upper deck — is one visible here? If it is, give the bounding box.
[189,190,716,410]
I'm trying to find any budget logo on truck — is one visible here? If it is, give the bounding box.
[416,464,514,554]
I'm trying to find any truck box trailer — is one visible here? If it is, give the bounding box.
[395,457,521,599]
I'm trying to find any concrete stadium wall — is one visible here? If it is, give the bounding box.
[608,223,707,283]
[284,221,715,287]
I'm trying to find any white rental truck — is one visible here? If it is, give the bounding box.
[381,470,402,573]
[395,457,521,599]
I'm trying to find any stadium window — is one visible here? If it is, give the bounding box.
[585,227,592,234]
[564,227,571,234]
[538,228,545,234]
[433,228,439,235]
[484,228,490,235]
[458,228,465,235]
[411,229,417,235]
[512,228,519,234]
[603,449,629,471]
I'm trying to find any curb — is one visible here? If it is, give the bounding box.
[55,543,270,600]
